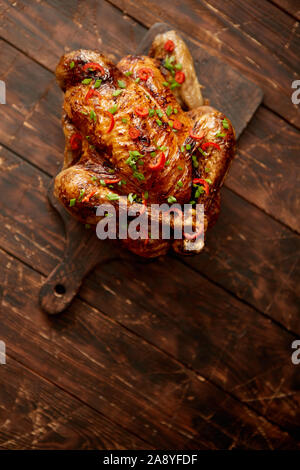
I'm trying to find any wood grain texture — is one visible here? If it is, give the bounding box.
[0,0,299,450]
[0,147,299,436]
[0,4,298,232]
[270,0,300,20]
[0,358,150,449]
[108,0,300,127]
[0,248,296,449]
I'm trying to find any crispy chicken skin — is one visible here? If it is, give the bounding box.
[54,35,235,258]
[149,30,204,109]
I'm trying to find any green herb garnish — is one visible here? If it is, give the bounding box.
[82,78,92,85]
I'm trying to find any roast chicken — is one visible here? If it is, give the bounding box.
[54,31,236,257]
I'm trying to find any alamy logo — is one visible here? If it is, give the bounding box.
[0,80,5,104]
[0,341,6,364]
[291,340,300,365]
[291,80,300,105]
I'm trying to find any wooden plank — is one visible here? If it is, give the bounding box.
[0,0,298,126]
[0,358,151,449]
[270,0,300,20]
[0,147,299,435]
[0,17,298,232]
[107,0,300,128]
[0,248,296,449]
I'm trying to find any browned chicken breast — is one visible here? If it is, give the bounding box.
[54,36,235,258]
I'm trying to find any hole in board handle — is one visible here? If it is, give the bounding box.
[54,284,66,296]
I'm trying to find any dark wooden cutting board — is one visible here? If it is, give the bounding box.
[39,22,263,315]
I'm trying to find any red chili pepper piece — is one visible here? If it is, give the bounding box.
[164,40,175,52]
[129,127,140,140]
[105,111,115,133]
[189,130,204,140]
[172,119,183,130]
[201,142,221,151]
[134,106,149,117]
[82,190,97,203]
[193,178,210,195]
[83,62,105,75]
[137,68,154,81]
[103,178,121,184]
[70,133,82,150]
[85,88,101,102]
[148,152,166,171]
[175,71,185,84]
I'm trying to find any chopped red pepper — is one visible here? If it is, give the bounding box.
[129,127,140,140]
[148,152,166,171]
[82,189,97,203]
[193,178,210,195]
[134,106,149,117]
[85,88,101,102]
[70,133,82,150]
[172,119,183,130]
[105,110,115,133]
[164,40,175,52]
[83,62,105,75]
[175,71,185,84]
[104,178,121,184]
[189,130,204,140]
[201,142,221,151]
[137,67,154,81]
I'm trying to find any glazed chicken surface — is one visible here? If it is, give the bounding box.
[54,32,236,257]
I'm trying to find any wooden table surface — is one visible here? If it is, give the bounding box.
[0,0,299,450]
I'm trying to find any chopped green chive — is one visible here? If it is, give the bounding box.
[170,82,180,90]
[166,106,173,116]
[177,165,183,170]
[113,89,123,96]
[167,196,177,203]
[94,79,102,88]
[168,120,173,128]
[124,71,132,77]
[81,110,88,115]
[175,63,182,70]
[122,118,128,124]
[69,61,75,69]
[150,151,156,157]
[90,109,97,122]
[108,105,118,114]
[192,155,199,168]
[135,77,140,84]
[181,145,185,152]
[199,148,207,156]
[78,189,85,201]
[186,144,191,150]
[133,171,145,181]
[100,179,106,186]
[149,108,155,117]
[128,193,136,204]
[118,80,126,89]
[91,176,97,181]
[69,198,76,207]
[173,108,178,114]
[205,166,210,173]
[156,109,163,118]
[216,132,226,138]
[156,119,162,126]
[107,193,120,201]
[177,180,183,187]
[222,118,229,129]
[162,81,169,87]
[165,160,170,166]
[82,78,92,85]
